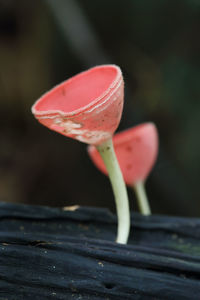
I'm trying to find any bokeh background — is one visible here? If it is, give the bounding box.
[0,0,199,216]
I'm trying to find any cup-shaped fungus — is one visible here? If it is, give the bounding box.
[88,123,158,215]
[32,65,124,146]
[32,65,130,244]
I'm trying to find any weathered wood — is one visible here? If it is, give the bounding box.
[0,202,200,299]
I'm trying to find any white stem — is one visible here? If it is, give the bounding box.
[97,139,130,244]
[133,181,151,216]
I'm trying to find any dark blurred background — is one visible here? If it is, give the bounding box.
[0,0,199,216]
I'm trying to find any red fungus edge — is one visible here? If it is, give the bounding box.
[113,123,157,146]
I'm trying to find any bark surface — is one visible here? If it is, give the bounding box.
[0,202,200,299]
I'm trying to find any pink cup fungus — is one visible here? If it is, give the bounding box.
[32,65,124,146]
[88,123,159,215]
[31,65,130,244]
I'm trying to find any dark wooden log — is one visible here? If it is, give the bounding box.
[0,202,200,299]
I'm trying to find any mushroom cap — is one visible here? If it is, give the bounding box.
[32,65,124,145]
[88,123,159,186]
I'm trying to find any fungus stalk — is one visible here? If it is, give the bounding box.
[97,138,130,244]
[134,181,151,216]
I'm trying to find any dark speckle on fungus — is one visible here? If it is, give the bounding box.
[126,164,132,170]
[135,136,141,142]
[126,145,132,152]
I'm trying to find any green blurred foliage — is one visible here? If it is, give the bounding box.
[0,0,199,216]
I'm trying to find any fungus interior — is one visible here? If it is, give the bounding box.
[34,66,118,114]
